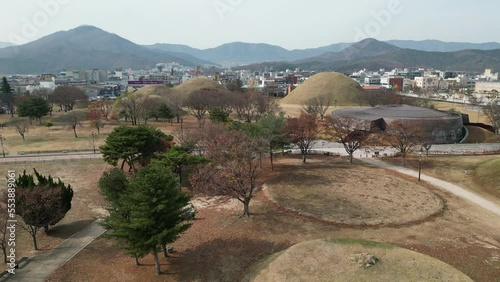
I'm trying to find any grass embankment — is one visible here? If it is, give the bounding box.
[473,158,500,198]
[250,239,472,282]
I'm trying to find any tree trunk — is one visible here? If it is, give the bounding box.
[162,244,169,258]
[270,145,274,171]
[243,198,250,217]
[134,257,140,266]
[349,153,353,164]
[401,155,406,166]
[97,127,100,134]
[73,127,78,138]
[32,234,38,251]
[177,169,183,187]
[21,134,25,141]
[120,159,126,170]
[2,246,6,263]
[153,250,161,275]
[44,225,49,234]
[302,153,307,163]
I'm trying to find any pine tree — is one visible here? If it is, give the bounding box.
[101,163,194,275]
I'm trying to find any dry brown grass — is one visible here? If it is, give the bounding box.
[264,160,443,226]
[251,239,472,282]
[46,156,500,282]
[282,72,364,105]
[174,77,224,96]
[464,126,500,143]
[385,154,500,205]
[0,160,111,261]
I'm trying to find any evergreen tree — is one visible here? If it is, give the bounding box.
[16,96,51,125]
[0,77,15,117]
[154,146,208,186]
[100,126,173,172]
[102,163,194,275]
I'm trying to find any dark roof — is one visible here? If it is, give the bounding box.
[333,105,454,121]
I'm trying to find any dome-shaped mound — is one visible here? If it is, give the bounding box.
[282,72,364,105]
[174,77,224,96]
[251,239,472,282]
[133,85,174,97]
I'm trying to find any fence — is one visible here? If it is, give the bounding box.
[0,156,103,164]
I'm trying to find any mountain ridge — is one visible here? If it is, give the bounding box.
[0,26,215,74]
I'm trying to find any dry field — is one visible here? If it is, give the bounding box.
[46,155,500,282]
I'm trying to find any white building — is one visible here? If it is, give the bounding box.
[475,81,500,93]
[415,76,440,90]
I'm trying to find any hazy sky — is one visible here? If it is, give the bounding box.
[2,0,499,49]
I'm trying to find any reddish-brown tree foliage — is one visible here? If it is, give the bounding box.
[385,121,425,165]
[16,186,64,250]
[52,86,88,112]
[190,126,267,217]
[286,113,319,163]
[324,115,371,164]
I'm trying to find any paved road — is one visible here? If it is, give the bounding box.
[361,158,500,217]
[0,152,103,164]
[0,221,105,282]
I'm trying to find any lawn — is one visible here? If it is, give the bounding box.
[0,160,112,261]
[46,156,500,282]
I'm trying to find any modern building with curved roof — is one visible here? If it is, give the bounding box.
[333,105,467,144]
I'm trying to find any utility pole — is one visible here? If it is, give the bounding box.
[0,135,5,157]
[418,148,423,181]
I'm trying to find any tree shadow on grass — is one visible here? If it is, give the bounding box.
[47,219,95,239]
[170,238,290,281]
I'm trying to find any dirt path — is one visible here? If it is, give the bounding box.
[361,158,500,217]
[0,221,105,282]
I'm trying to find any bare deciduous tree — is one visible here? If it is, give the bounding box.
[58,111,87,138]
[185,88,216,127]
[190,128,267,217]
[286,114,319,163]
[302,94,332,120]
[484,104,500,135]
[385,121,425,165]
[324,115,370,163]
[52,86,88,112]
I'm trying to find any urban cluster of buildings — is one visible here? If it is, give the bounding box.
[4,60,500,105]
[349,68,500,105]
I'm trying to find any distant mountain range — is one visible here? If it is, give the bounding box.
[1,25,500,73]
[144,42,352,66]
[145,40,500,67]
[240,39,500,72]
[0,26,214,74]
[386,40,500,52]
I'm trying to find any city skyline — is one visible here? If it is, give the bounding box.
[2,0,500,49]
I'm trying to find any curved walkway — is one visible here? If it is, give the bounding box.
[361,158,500,217]
[0,221,105,282]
